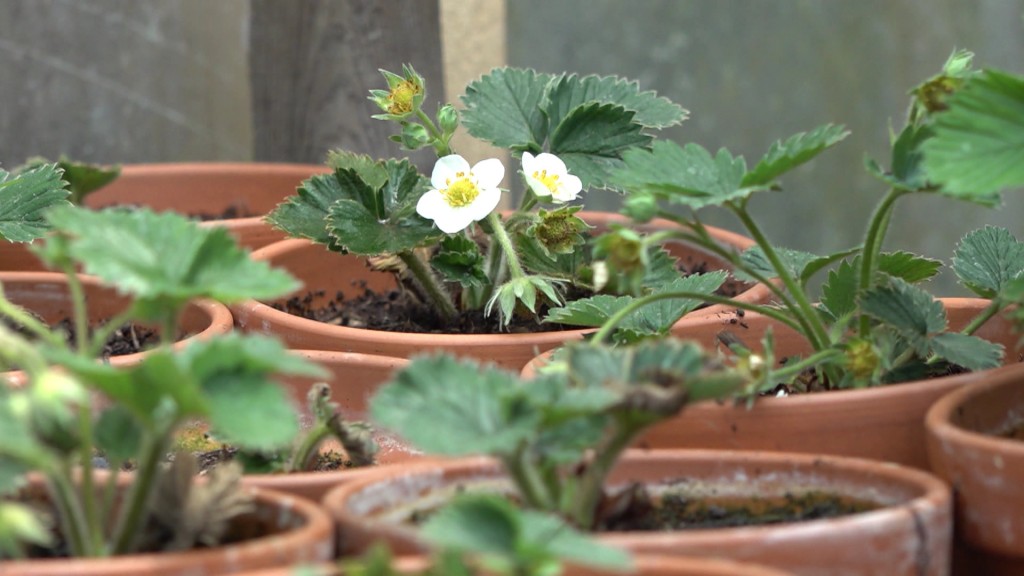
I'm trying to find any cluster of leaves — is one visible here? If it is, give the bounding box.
[0,181,328,558]
[267,67,727,328]
[552,49,1024,390]
[370,339,743,530]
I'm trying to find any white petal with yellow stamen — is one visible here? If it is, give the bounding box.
[417,154,505,234]
[522,152,583,203]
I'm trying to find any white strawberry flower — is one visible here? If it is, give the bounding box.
[417,154,505,234]
[522,152,583,203]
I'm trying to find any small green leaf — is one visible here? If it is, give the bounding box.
[45,207,300,309]
[543,72,687,130]
[461,67,555,151]
[612,141,755,209]
[877,251,943,284]
[953,226,1024,298]
[204,373,299,451]
[432,235,488,287]
[266,173,347,246]
[56,158,121,205]
[545,273,726,336]
[327,160,439,255]
[865,123,934,191]
[0,164,70,242]
[820,261,859,321]
[737,246,825,286]
[742,124,849,187]
[421,495,518,558]
[370,355,537,456]
[860,279,946,355]
[930,332,1003,371]
[326,150,388,190]
[923,69,1024,201]
[549,102,650,189]
[94,406,142,462]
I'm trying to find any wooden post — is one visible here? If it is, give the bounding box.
[248,0,446,166]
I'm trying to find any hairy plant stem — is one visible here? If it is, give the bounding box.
[858,188,907,337]
[728,204,830,351]
[503,447,555,511]
[487,212,528,280]
[289,423,331,472]
[591,290,802,346]
[572,421,644,529]
[415,109,451,157]
[47,469,91,556]
[398,251,458,321]
[960,300,1003,336]
[111,431,168,554]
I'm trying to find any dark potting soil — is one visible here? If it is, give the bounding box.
[274,262,749,336]
[596,484,880,532]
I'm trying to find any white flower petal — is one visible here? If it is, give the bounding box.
[552,174,583,202]
[521,151,538,174]
[465,186,502,221]
[431,154,471,189]
[523,173,551,198]
[433,209,477,234]
[533,152,568,175]
[471,158,505,189]
[416,189,448,219]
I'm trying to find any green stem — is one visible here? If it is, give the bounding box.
[858,188,906,336]
[398,251,458,321]
[111,432,167,554]
[572,422,643,529]
[415,109,451,157]
[591,290,803,346]
[0,292,63,347]
[77,404,103,555]
[768,348,845,383]
[728,204,829,351]
[61,270,90,356]
[288,424,330,472]
[502,449,553,511]
[487,212,527,280]
[959,299,1002,336]
[47,470,92,556]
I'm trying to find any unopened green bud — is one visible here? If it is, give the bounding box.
[623,192,658,223]
[437,104,459,135]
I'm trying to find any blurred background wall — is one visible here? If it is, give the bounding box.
[1,0,1022,293]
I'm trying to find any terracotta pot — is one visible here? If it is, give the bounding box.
[232,554,794,575]
[1,271,233,386]
[925,365,1024,574]
[524,297,1021,470]
[0,162,329,272]
[241,350,424,502]
[232,212,772,370]
[322,449,951,575]
[5,484,334,575]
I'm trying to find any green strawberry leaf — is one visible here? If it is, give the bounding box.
[44,206,300,314]
[549,102,650,189]
[922,69,1024,203]
[877,251,943,284]
[930,332,1004,372]
[460,67,556,151]
[432,235,488,287]
[544,272,726,335]
[952,226,1024,298]
[820,259,859,321]
[612,141,756,209]
[860,278,946,356]
[543,72,687,131]
[370,355,537,456]
[325,150,388,190]
[742,124,849,187]
[0,164,70,243]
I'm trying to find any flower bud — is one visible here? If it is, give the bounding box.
[400,123,431,150]
[623,192,658,223]
[437,104,459,135]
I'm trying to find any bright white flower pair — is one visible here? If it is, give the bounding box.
[416,152,583,234]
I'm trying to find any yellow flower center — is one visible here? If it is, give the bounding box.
[387,80,421,115]
[442,173,479,208]
[533,169,561,193]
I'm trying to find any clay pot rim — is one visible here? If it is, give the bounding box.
[925,362,1024,458]
[12,484,333,572]
[101,162,330,226]
[324,448,949,545]
[241,213,774,347]
[0,271,233,369]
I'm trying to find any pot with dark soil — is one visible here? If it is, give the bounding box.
[926,362,1024,574]
[0,271,232,386]
[235,211,769,370]
[320,340,951,575]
